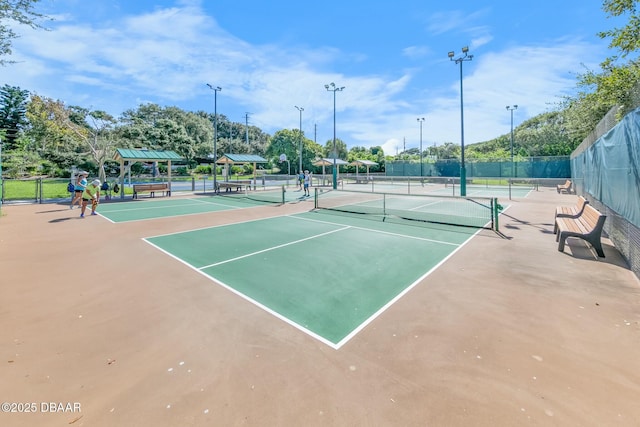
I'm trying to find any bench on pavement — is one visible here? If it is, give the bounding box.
[354,176,372,184]
[555,204,606,257]
[216,181,247,193]
[557,179,572,194]
[554,196,589,234]
[133,183,170,199]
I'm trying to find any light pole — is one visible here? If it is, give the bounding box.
[448,46,473,196]
[325,82,345,189]
[206,84,221,191]
[295,106,304,173]
[506,105,518,177]
[417,117,425,177]
[245,112,251,148]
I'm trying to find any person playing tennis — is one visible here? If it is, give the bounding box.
[80,179,101,218]
[303,170,311,196]
[70,171,88,209]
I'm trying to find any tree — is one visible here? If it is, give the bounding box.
[323,138,347,160]
[0,0,49,65]
[599,0,640,58]
[65,107,118,182]
[266,129,302,173]
[25,94,82,152]
[347,146,384,172]
[558,0,640,140]
[119,104,214,167]
[0,84,29,149]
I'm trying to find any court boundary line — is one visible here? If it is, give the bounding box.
[141,213,482,349]
[197,226,350,269]
[333,226,483,348]
[143,237,339,349]
[144,214,292,239]
[291,214,460,246]
[97,197,266,223]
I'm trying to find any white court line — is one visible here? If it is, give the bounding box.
[197,226,350,269]
[142,213,478,349]
[100,198,242,213]
[291,214,460,247]
[144,214,291,239]
[334,225,484,349]
[142,237,339,349]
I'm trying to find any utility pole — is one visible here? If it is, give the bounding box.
[245,112,250,149]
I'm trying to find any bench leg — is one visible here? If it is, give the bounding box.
[558,231,605,257]
[557,232,566,251]
[589,237,605,258]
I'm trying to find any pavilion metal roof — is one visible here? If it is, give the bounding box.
[350,159,378,166]
[216,154,268,164]
[114,148,183,162]
[313,158,350,166]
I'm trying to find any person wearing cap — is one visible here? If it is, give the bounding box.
[70,171,88,209]
[80,179,101,218]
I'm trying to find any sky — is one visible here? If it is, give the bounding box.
[0,0,625,155]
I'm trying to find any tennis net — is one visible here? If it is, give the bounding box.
[219,185,285,205]
[314,188,499,230]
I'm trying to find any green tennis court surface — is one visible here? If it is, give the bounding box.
[145,212,479,348]
[96,194,286,222]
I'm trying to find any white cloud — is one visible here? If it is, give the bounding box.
[0,3,607,154]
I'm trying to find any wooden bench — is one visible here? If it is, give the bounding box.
[216,181,246,193]
[553,196,589,234]
[133,183,170,199]
[354,176,372,184]
[557,179,572,194]
[555,204,606,257]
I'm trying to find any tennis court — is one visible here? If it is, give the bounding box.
[145,210,479,348]
[343,179,535,198]
[97,188,292,222]
[428,184,535,198]
[3,185,640,427]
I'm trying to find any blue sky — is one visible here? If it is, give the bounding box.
[0,0,623,155]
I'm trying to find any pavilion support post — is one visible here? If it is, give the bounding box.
[168,160,172,195]
[119,160,125,200]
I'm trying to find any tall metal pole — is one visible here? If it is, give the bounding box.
[245,112,250,148]
[448,47,473,196]
[325,83,345,189]
[417,117,425,177]
[506,105,518,177]
[295,106,304,173]
[206,84,221,192]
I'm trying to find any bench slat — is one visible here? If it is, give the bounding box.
[554,196,589,234]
